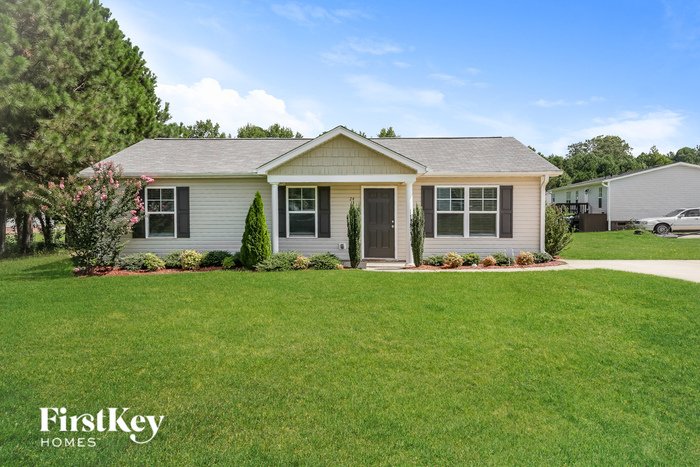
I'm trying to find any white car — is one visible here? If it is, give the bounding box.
[634,208,700,234]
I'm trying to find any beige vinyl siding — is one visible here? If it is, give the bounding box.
[269,135,414,176]
[122,177,271,256]
[609,165,700,221]
[415,176,543,256]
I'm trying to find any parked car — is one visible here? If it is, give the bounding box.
[634,208,700,234]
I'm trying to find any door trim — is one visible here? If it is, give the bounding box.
[361,186,397,260]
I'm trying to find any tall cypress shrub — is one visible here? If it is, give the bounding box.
[347,199,361,268]
[410,204,425,266]
[240,191,271,268]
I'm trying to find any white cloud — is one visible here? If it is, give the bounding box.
[465,67,482,75]
[346,75,444,107]
[393,61,410,68]
[157,78,324,137]
[271,2,369,26]
[321,38,403,66]
[535,96,606,107]
[429,73,468,86]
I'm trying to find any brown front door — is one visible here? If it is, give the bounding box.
[364,188,395,258]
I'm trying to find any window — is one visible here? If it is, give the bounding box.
[575,190,579,202]
[598,187,603,209]
[682,209,700,217]
[469,187,498,237]
[566,191,571,203]
[288,187,316,236]
[146,188,176,238]
[436,187,464,236]
[552,193,556,203]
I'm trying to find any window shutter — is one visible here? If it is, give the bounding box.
[132,188,146,238]
[499,185,513,238]
[278,186,286,238]
[421,186,435,238]
[176,187,190,238]
[318,186,331,238]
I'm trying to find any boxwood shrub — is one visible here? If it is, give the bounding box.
[491,252,513,266]
[255,251,302,272]
[164,250,184,269]
[423,255,444,266]
[116,253,148,272]
[309,253,341,270]
[461,253,480,266]
[533,252,553,264]
[201,250,234,267]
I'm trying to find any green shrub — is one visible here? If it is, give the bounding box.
[545,204,574,256]
[201,250,233,267]
[443,252,463,268]
[347,200,362,269]
[481,255,497,267]
[491,252,513,266]
[240,191,271,268]
[462,253,480,266]
[143,253,165,271]
[309,253,341,270]
[255,251,301,272]
[231,251,243,267]
[423,255,444,266]
[181,249,202,270]
[515,251,535,266]
[222,256,237,270]
[410,204,425,266]
[116,253,148,272]
[164,250,184,269]
[533,252,553,264]
[293,254,310,270]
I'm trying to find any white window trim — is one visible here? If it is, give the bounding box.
[566,191,571,203]
[145,186,177,239]
[435,186,466,238]
[598,187,603,209]
[434,185,500,238]
[286,186,318,238]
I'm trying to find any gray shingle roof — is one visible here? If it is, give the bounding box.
[81,135,560,177]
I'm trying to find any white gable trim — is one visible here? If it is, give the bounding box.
[256,126,427,175]
[267,174,417,184]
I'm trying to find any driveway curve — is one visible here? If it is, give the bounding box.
[559,260,700,283]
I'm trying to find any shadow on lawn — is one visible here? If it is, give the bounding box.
[0,256,74,282]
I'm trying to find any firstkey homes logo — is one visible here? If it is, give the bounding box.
[40,407,165,447]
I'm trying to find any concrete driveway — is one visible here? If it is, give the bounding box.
[560,260,700,283]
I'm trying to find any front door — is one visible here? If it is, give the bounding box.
[364,188,395,258]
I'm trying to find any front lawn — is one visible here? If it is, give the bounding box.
[562,230,700,259]
[1,255,699,465]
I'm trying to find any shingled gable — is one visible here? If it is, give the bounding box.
[256,126,427,175]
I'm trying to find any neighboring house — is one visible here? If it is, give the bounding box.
[82,126,561,265]
[548,162,700,230]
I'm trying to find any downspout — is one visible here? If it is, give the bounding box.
[602,180,611,231]
[540,175,549,252]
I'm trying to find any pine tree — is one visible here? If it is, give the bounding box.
[240,192,271,268]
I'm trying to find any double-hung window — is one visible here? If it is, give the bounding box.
[436,187,464,236]
[146,188,176,238]
[469,187,498,237]
[566,191,571,203]
[598,187,603,209]
[552,193,556,203]
[288,187,316,236]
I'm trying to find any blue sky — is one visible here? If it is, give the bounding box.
[107,0,699,156]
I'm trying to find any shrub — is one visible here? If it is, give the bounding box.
[164,250,184,269]
[255,251,301,272]
[293,254,310,270]
[423,255,444,266]
[117,253,148,272]
[462,253,480,266]
[443,252,463,268]
[347,199,362,269]
[201,250,233,267]
[515,251,535,266]
[481,255,497,267]
[181,249,202,270]
[231,251,243,267]
[410,204,425,266]
[222,256,237,270]
[309,253,341,270]
[533,252,553,264]
[545,204,574,256]
[143,252,165,271]
[240,191,271,268]
[491,252,513,266]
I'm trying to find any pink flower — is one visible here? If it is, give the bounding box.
[62,214,66,218]
[59,183,64,189]
[61,206,65,210]
[74,268,80,273]
[101,193,107,200]
[86,186,91,190]
[126,226,131,231]
[131,210,137,215]
[130,216,139,224]
[110,178,114,184]
[40,205,48,211]
[115,183,119,189]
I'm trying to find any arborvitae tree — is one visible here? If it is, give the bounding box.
[237,123,302,138]
[240,191,271,268]
[346,199,361,268]
[410,204,425,266]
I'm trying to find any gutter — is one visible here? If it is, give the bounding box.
[602,180,611,231]
[541,175,549,252]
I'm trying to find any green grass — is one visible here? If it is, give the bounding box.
[1,255,699,465]
[562,230,700,259]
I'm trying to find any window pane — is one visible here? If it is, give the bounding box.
[148,200,160,212]
[470,213,496,237]
[437,213,464,236]
[483,187,497,199]
[289,213,315,236]
[161,200,175,212]
[469,199,482,211]
[451,200,464,211]
[302,188,315,199]
[483,200,498,211]
[147,188,160,200]
[288,188,301,200]
[469,187,482,199]
[437,199,451,211]
[289,200,302,211]
[149,214,175,237]
[437,187,451,199]
[161,189,174,200]
[451,188,464,199]
[302,199,315,210]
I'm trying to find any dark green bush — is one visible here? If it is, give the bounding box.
[423,255,444,266]
[255,251,301,272]
[533,252,553,264]
[491,252,513,266]
[309,253,341,270]
[164,250,184,269]
[222,257,237,270]
[201,250,233,267]
[240,191,271,268]
[462,253,480,266]
[116,253,148,271]
[231,251,243,267]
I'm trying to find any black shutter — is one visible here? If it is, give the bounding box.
[278,186,286,238]
[318,186,331,238]
[421,186,435,238]
[176,187,190,238]
[499,185,513,238]
[132,188,146,238]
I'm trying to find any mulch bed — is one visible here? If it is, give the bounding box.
[405,260,564,270]
[79,266,233,277]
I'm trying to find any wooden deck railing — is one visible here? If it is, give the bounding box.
[554,202,590,216]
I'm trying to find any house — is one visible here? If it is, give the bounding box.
[83,126,561,265]
[548,162,700,230]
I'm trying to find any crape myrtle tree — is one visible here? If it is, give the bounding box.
[0,0,172,254]
[240,191,271,268]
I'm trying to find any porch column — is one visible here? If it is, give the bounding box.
[405,182,414,266]
[271,182,279,254]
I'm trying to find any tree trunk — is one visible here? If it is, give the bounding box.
[0,195,6,256]
[19,212,32,254]
[37,212,54,249]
